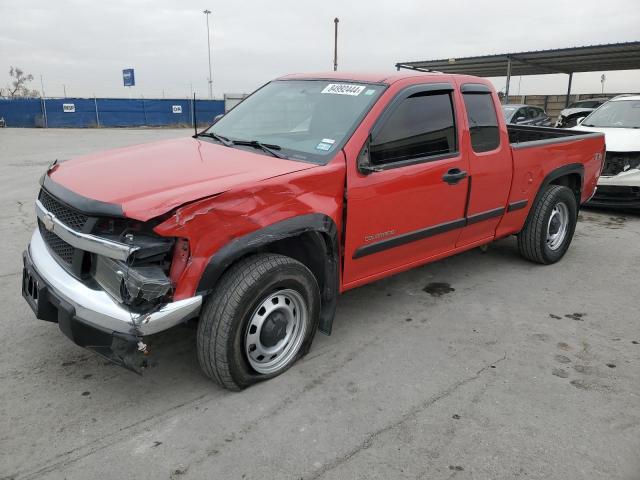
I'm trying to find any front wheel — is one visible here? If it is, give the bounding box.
[197,253,320,390]
[517,185,578,264]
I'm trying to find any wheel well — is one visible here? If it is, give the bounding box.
[196,214,340,334]
[203,230,338,334]
[210,232,330,294]
[549,173,581,204]
[260,231,329,295]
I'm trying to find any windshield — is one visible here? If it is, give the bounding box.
[204,80,386,163]
[502,106,518,121]
[569,100,602,109]
[582,100,640,128]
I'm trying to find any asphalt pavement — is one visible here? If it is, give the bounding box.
[1,128,638,480]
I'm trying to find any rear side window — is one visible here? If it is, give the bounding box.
[370,92,456,165]
[462,93,500,153]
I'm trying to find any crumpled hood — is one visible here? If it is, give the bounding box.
[49,136,317,221]
[559,107,594,117]
[571,125,640,152]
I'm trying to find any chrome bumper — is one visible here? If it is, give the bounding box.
[28,229,202,335]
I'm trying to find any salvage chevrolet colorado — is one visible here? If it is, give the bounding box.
[22,72,605,390]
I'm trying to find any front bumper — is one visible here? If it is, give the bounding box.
[587,170,640,209]
[22,229,202,370]
[587,185,640,209]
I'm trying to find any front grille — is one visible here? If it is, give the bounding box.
[39,189,88,230]
[38,220,75,265]
[37,189,95,276]
[601,152,640,177]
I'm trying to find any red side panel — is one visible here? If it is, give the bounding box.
[495,136,605,238]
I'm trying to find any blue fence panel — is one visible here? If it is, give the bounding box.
[95,99,146,127]
[45,98,100,127]
[144,99,191,126]
[195,99,225,127]
[0,98,224,128]
[0,98,42,127]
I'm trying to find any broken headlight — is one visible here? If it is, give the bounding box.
[94,255,172,308]
[92,231,176,310]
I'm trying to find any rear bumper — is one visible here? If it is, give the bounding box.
[22,229,202,370]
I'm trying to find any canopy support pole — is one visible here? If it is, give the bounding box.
[565,72,573,107]
[504,56,512,103]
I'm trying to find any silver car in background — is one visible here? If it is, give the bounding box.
[502,104,553,126]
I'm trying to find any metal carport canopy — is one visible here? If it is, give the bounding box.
[395,41,640,106]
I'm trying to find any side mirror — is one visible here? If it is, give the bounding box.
[357,139,371,174]
[212,113,224,124]
[516,116,526,122]
[357,135,383,175]
[576,117,585,125]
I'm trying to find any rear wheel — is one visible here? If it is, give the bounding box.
[197,253,320,390]
[517,185,578,264]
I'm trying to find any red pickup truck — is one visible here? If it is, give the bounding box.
[22,72,605,390]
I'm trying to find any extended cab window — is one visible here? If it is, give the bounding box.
[370,92,456,165]
[463,93,500,152]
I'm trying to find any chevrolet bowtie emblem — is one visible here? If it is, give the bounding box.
[42,213,55,232]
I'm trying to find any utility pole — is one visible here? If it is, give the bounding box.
[601,74,606,94]
[63,84,67,97]
[204,9,213,99]
[333,18,339,71]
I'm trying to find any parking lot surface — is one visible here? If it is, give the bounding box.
[1,128,639,480]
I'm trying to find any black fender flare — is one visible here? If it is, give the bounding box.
[196,213,340,335]
[532,163,584,209]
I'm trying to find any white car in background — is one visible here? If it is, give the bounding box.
[572,95,640,209]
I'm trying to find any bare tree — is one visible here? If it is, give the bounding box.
[1,67,40,98]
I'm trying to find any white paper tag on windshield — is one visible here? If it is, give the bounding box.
[321,83,366,96]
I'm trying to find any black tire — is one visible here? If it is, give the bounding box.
[517,185,578,264]
[197,253,320,390]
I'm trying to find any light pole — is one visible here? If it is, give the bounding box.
[203,9,213,99]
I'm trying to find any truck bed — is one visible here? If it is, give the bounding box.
[507,124,601,148]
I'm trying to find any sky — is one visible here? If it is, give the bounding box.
[1,0,639,99]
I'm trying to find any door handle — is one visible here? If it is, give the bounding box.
[442,168,467,185]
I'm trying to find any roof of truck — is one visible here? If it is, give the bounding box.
[277,71,447,84]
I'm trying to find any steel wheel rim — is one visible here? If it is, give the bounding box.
[244,289,307,375]
[546,201,569,251]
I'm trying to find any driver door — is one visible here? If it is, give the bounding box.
[342,84,469,287]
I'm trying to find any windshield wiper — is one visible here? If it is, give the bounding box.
[231,139,288,159]
[196,132,233,147]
